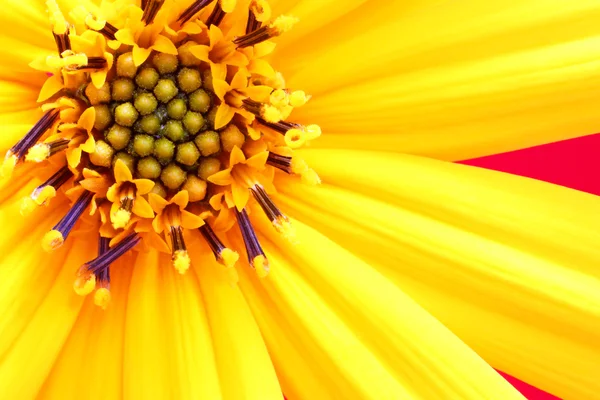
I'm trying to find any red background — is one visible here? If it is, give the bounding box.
[462,133,600,399]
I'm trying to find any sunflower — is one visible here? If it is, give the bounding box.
[0,0,599,399]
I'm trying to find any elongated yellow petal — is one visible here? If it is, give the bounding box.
[239,215,524,399]
[279,148,600,399]
[190,244,283,400]
[0,238,89,398]
[123,250,222,399]
[282,0,600,160]
[38,259,134,400]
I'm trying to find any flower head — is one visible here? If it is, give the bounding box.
[2,1,600,400]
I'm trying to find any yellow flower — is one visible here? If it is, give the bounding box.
[0,1,599,399]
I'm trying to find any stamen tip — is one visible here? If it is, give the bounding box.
[73,272,96,296]
[274,217,297,243]
[111,209,132,230]
[252,254,269,277]
[1,153,17,178]
[94,288,111,310]
[42,229,64,252]
[25,144,50,163]
[173,250,191,274]
[220,248,239,269]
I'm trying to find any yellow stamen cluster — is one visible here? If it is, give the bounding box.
[6,0,322,309]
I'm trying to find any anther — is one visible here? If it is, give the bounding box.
[46,0,71,55]
[199,224,240,281]
[142,0,165,25]
[21,166,73,216]
[235,208,269,277]
[70,6,118,41]
[178,0,212,24]
[76,57,108,71]
[3,109,60,176]
[99,22,118,41]
[243,99,283,123]
[266,152,320,185]
[25,139,70,163]
[234,15,298,48]
[267,152,293,173]
[246,0,271,34]
[206,1,227,27]
[42,191,94,252]
[170,225,191,274]
[250,184,295,241]
[75,234,140,308]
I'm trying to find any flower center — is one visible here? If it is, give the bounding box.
[88,48,232,196]
[4,0,321,309]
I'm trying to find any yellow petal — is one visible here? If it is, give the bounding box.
[282,148,600,399]
[231,182,250,211]
[190,246,282,399]
[238,218,524,399]
[284,0,600,160]
[132,178,155,195]
[151,35,178,55]
[38,260,133,400]
[207,168,233,185]
[148,192,169,213]
[114,28,136,46]
[37,75,64,102]
[123,250,222,398]
[132,196,154,219]
[171,190,189,209]
[113,159,132,183]
[0,236,89,398]
[214,103,235,130]
[132,45,152,67]
[180,209,205,229]
[245,151,268,170]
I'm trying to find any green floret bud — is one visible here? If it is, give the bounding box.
[134,92,158,116]
[132,134,155,157]
[138,114,161,135]
[85,82,111,105]
[182,111,205,135]
[197,157,221,180]
[178,68,202,93]
[206,106,218,129]
[202,69,214,92]
[154,79,179,103]
[149,181,167,198]
[154,137,175,164]
[176,142,201,166]
[219,125,245,152]
[106,124,132,150]
[89,140,114,168]
[178,41,201,67]
[114,102,139,127]
[152,53,179,75]
[116,52,137,78]
[167,98,188,120]
[164,120,187,142]
[188,89,211,113]
[111,78,135,101]
[182,175,207,202]
[137,156,162,179]
[161,163,187,190]
[136,67,160,90]
[194,131,220,156]
[93,104,112,132]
